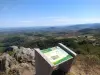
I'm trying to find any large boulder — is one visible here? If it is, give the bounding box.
[0,53,17,73]
[13,46,35,65]
[0,47,36,75]
[0,46,36,75]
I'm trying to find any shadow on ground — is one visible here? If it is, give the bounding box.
[52,69,66,75]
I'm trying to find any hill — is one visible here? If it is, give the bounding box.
[0,23,100,33]
[78,28,100,34]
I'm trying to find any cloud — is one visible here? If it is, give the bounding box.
[53,17,100,25]
[0,17,100,27]
[0,20,35,27]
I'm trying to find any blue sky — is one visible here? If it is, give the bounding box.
[0,0,100,27]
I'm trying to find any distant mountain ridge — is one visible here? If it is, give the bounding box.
[65,23,100,30]
[0,23,100,32]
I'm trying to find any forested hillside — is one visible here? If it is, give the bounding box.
[0,24,100,75]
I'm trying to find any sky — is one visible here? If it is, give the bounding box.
[0,0,100,27]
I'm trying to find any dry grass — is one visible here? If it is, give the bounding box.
[68,54,100,75]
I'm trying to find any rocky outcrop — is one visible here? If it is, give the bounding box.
[0,46,36,75]
[13,47,35,65]
[8,63,35,75]
[0,53,17,73]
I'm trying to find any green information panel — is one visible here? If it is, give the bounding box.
[41,46,73,65]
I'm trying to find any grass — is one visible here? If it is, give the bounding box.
[79,44,100,55]
[7,51,14,56]
[0,47,5,53]
[67,72,75,75]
